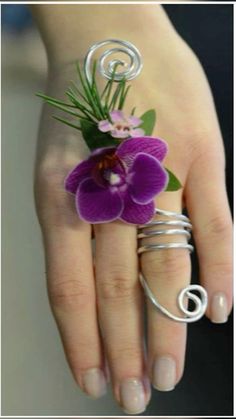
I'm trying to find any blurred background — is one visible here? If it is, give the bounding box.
[2,4,233,416]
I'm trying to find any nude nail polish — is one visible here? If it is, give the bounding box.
[120,378,146,414]
[83,368,107,398]
[153,356,176,391]
[211,292,228,324]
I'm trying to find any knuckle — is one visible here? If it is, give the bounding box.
[108,345,142,364]
[98,272,138,301]
[200,215,232,238]
[35,165,80,227]
[49,279,93,312]
[204,260,232,279]
[190,140,225,171]
[35,170,67,207]
[35,161,71,196]
[142,250,189,279]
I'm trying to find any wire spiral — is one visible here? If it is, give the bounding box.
[138,208,208,323]
[84,39,143,84]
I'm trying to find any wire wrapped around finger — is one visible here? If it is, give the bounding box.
[138,208,208,323]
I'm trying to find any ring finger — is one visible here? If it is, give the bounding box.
[140,193,191,391]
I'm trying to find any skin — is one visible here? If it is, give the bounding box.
[31,4,232,413]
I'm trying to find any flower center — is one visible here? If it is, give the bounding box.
[92,152,126,188]
[106,172,122,185]
[115,123,130,132]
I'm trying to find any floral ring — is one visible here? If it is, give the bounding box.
[38,39,208,323]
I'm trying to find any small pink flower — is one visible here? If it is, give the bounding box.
[98,110,145,139]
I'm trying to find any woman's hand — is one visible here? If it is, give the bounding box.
[33,5,232,414]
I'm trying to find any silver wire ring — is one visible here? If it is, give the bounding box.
[84,39,143,84]
[138,243,194,254]
[138,208,208,323]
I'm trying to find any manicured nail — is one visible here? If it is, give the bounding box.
[153,356,176,391]
[143,375,152,404]
[211,292,228,324]
[83,368,107,398]
[120,378,146,414]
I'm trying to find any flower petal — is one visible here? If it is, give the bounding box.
[110,110,124,122]
[120,194,155,224]
[117,136,168,167]
[64,159,95,194]
[128,153,168,204]
[130,128,145,137]
[76,178,123,223]
[98,120,113,132]
[91,146,116,157]
[127,115,142,126]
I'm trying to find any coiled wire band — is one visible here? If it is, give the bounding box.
[84,39,143,84]
[138,208,208,323]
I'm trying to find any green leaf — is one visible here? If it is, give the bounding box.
[80,120,119,151]
[165,169,182,191]
[139,109,156,136]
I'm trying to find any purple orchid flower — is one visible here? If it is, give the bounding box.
[65,137,169,224]
[98,110,145,139]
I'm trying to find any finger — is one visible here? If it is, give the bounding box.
[141,193,190,391]
[186,147,233,323]
[94,221,150,415]
[43,208,106,399]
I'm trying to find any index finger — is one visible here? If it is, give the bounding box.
[43,217,107,398]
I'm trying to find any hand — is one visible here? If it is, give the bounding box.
[34,9,232,415]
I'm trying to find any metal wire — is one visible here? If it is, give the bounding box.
[138,208,208,323]
[84,39,143,84]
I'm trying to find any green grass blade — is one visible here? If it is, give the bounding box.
[69,82,91,107]
[76,61,101,118]
[85,61,105,119]
[53,115,82,131]
[91,62,106,118]
[119,85,131,110]
[104,63,120,109]
[109,81,124,111]
[66,88,92,112]
[36,92,77,108]
[65,91,98,121]
[42,99,84,118]
[117,79,126,110]
[101,80,111,100]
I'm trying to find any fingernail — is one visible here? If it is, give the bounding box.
[143,375,152,404]
[211,292,228,324]
[153,356,176,391]
[83,368,107,398]
[120,378,146,414]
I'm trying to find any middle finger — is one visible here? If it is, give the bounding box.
[94,221,150,414]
